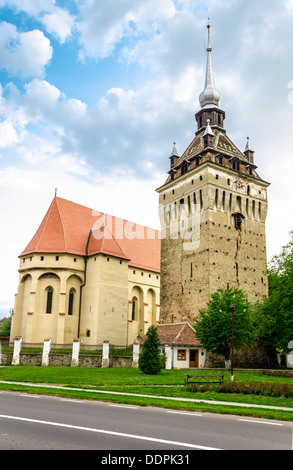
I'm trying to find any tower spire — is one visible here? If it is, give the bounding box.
[199,23,221,109]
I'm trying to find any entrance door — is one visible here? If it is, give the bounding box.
[189,349,199,368]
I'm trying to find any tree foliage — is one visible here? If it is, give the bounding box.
[254,231,293,353]
[0,316,11,336]
[194,287,255,361]
[139,325,163,375]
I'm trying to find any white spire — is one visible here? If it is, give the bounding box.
[199,23,221,109]
[170,141,180,157]
[245,136,254,153]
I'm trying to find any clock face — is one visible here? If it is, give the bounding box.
[234,178,246,192]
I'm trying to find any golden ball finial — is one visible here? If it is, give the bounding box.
[207,23,211,29]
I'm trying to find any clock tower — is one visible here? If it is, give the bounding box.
[157,24,270,324]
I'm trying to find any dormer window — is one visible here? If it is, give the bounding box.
[231,158,240,172]
[181,161,189,175]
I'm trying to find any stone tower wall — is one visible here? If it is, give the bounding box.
[158,164,269,324]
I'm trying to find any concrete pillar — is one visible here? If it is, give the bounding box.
[132,341,140,368]
[71,338,80,367]
[102,340,110,368]
[12,336,22,365]
[165,344,172,370]
[42,338,51,366]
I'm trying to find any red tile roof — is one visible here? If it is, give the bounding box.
[157,323,200,346]
[140,323,200,346]
[20,197,161,273]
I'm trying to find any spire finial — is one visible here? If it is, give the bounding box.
[199,22,221,109]
[207,20,211,50]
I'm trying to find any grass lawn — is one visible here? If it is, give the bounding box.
[0,366,293,421]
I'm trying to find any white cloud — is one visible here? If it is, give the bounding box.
[76,0,177,60]
[40,10,75,43]
[0,120,18,147]
[0,0,75,43]
[0,22,52,77]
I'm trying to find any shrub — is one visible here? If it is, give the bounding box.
[187,380,293,398]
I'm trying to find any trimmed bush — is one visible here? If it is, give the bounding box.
[187,380,293,398]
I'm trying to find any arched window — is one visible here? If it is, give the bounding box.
[132,297,138,321]
[68,288,75,315]
[46,287,53,314]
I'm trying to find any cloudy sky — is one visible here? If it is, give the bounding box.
[0,0,293,319]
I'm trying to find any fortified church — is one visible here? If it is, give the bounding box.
[10,25,269,364]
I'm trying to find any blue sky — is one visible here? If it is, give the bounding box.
[1,0,293,318]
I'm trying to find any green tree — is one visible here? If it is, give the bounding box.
[194,287,255,365]
[0,316,11,336]
[254,231,293,354]
[139,325,163,375]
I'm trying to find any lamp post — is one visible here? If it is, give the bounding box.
[229,305,236,381]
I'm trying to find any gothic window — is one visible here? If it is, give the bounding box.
[132,297,138,321]
[46,287,53,314]
[68,288,75,316]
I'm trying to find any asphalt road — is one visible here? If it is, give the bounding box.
[0,391,292,452]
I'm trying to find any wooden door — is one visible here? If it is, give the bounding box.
[189,349,199,368]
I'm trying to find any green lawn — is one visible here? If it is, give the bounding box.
[0,366,293,421]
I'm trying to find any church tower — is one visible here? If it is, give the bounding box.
[157,24,270,324]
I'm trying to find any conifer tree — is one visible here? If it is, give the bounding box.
[139,325,162,375]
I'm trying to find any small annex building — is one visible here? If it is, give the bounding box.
[11,196,161,348]
[157,323,206,369]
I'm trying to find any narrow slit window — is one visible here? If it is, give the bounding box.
[131,297,137,321]
[46,288,53,314]
[68,289,74,315]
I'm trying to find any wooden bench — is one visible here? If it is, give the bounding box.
[185,375,224,386]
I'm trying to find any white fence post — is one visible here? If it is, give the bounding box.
[165,345,172,370]
[287,340,293,369]
[102,340,110,368]
[71,338,80,367]
[42,338,51,366]
[12,336,22,365]
[132,341,140,368]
